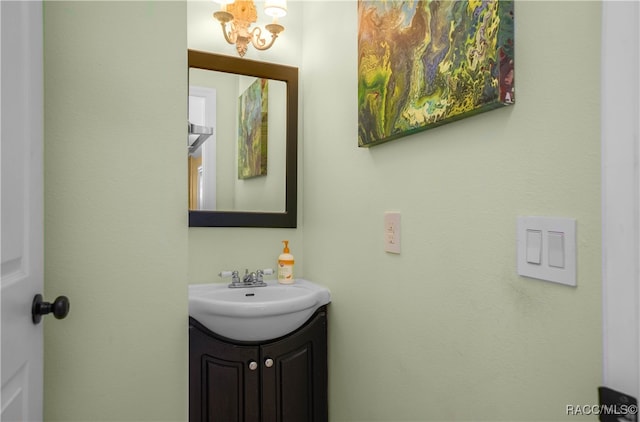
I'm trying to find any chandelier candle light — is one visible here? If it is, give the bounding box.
[213,0,287,57]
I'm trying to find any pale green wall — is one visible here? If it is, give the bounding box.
[301,1,602,421]
[43,1,602,421]
[43,2,188,420]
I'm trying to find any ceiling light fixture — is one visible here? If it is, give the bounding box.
[212,0,287,57]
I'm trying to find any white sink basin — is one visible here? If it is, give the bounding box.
[188,279,331,342]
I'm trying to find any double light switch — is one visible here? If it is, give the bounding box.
[517,217,576,286]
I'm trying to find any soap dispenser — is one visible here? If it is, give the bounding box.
[278,240,295,284]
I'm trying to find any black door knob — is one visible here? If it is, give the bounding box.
[32,294,70,324]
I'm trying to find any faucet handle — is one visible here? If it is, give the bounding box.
[219,270,241,285]
[255,268,273,284]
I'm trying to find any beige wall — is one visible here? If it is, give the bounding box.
[43,2,188,420]
[43,0,602,420]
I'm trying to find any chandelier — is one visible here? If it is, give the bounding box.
[213,0,287,57]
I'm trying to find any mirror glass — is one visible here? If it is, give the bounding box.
[189,69,287,212]
[188,50,298,228]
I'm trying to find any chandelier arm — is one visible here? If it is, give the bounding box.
[220,22,237,45]
[249,26,278,51]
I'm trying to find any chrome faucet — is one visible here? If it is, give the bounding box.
[219,268,273,288]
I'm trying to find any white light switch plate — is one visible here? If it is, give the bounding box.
[517,216,576,286]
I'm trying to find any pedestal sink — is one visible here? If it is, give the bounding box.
[188,279,331,342]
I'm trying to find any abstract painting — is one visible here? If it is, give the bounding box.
[358,0,515,147]
[238,78,268,178]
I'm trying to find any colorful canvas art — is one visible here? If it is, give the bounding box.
[358,0,515,147]
[238,78,268,179]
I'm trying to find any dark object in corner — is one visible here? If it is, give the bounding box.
[598,386,637,422]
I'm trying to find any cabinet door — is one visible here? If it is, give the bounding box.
[261,309,328,422]
[190,321,261,422]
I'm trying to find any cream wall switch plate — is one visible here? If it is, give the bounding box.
[384,212,401,254]
[517,216,576,286]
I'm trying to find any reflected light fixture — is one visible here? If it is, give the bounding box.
[213,0,287,57]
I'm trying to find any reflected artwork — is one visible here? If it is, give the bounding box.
[238,78,268,179]
[358,0,515,147]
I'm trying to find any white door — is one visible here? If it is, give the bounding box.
[601,0,640,398]
[1,1,45,421]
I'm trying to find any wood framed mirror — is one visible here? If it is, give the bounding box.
[187,50,298,228]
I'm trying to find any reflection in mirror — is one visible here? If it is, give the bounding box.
[188,69,287,213]
[188,50,297,228]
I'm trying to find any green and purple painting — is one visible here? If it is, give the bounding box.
[358,0,515,147]
[238,78,268,179]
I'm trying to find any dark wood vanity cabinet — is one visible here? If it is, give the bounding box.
[189,306,328,422]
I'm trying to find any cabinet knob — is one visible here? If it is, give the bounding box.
[248,361,258,371]
[264,358,274,368]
